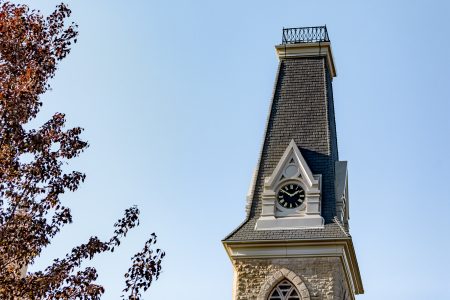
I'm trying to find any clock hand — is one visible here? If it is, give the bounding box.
[280,189,293,197]
[291,190,300,196]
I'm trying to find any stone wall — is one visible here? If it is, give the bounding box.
[233,257,351,300]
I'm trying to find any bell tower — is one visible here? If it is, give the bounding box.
[223,27,363,300]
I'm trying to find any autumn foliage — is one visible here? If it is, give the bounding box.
[0,2,164,299]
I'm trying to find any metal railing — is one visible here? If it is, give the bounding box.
[282,26,329,44]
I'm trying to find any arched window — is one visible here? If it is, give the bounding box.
[268,280,300,300]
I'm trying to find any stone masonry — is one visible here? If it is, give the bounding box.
[233,257,351,300]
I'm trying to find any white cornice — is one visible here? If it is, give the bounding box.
[223,239,364,295]
[275,42,337,78]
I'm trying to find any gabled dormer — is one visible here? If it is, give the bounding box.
[256,139,324,230]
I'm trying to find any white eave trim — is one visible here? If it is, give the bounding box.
[275,42,337,78]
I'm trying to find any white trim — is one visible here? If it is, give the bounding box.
[225,241,358,298]
[256,140,324,230]
[228,244,345,258]
[266,140,316,188]
[275,42,337,78]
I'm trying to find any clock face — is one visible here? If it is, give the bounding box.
[277,183,305,209]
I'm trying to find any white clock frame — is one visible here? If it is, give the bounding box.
[275,181,307,217]
[255,139,324,230]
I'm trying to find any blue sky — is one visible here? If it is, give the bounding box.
[12,0,450,299]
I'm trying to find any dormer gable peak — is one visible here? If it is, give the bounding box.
[265,139,318,190]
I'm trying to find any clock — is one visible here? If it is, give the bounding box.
[277,183,305,209]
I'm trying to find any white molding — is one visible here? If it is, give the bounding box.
[256,140,324,230]
[228,244,345,258]
[254,216,324,230]
[266,140,316,188]
[275,42,336,78]
[224,241,360,298]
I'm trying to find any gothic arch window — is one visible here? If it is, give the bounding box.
[257,268,310,300]
[268,280,300,300]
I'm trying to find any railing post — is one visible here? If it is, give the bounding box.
[281,26,329,44]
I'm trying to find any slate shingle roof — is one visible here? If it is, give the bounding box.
[225,57,346,242]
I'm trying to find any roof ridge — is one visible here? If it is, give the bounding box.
[333,216,350,237]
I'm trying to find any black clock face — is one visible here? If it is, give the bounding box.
[277,183,305,209]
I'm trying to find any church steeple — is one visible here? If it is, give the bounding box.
[223,26,363,299]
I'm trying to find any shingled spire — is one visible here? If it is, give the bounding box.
[223,26,363,300]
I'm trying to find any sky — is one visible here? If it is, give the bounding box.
[9,0,450,299]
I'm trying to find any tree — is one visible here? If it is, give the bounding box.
[0,2,164,299]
